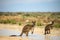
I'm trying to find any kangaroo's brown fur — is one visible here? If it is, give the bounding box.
[44,21,54,35]
[20,21,36,36]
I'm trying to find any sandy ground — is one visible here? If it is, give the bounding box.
[0,24,60,40]
[0,36,32,40]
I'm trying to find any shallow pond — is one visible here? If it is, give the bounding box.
[0,29,60,40]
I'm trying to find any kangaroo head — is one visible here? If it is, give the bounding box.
[51,20,54,25]
[32,21,36,25]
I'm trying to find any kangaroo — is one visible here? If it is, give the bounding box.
[44,20,54,35]
[20,21,36,36]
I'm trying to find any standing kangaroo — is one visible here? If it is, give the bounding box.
[20,21,36,36]
[44,21,54,35]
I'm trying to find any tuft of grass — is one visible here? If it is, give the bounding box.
[18,22,21,25]
[37,22,42,26]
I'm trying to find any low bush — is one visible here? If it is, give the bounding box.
[0,19,16,24]
[37,22,42,26]
[10,20,16,24]
[19,22,21,25]
[54,23,60,28]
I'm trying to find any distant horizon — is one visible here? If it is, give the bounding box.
[0,12,59,13]
[0,0,60,12]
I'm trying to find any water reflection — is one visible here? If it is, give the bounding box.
[0,29,60,40]
[45,35,50,40]
[21,34,44,40]
[19,36,30,40]
[21,34,53,40]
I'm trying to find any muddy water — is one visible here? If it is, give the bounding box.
[0,29,60,40]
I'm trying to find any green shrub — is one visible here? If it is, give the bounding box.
[3,20,8,24]
[37,22,42,26]
[0,20,3,23]
[0,19,17,24]
[54,23,60,28]
[10,20,16,24]
[19,22,21,25]
[0,20,7,24]
[7,20,11,23]
[23,13,30,17]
